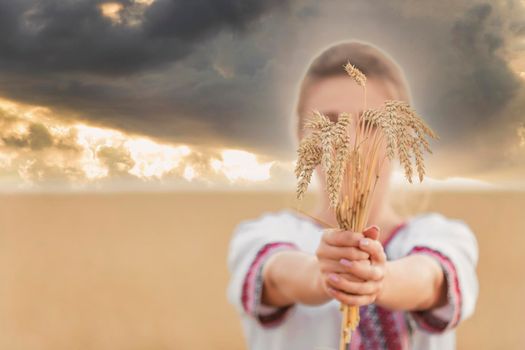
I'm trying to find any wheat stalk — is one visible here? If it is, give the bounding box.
[295,63,438,349]
[343,62,367,87]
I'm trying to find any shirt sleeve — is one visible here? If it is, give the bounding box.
[226,212,303,327]
[400,213,479,334]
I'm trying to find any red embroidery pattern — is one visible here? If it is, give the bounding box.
[408,246,462,332]
[349,222,410,350]
[241,242,297,325]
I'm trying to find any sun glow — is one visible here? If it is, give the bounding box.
[134,0,155,5]
[210,150,273,182]
[183,165,196,181]
[99,2,124,23]
[126,139,190,179]
[0,98,277,189]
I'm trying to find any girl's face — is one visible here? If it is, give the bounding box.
[299,75,394,212]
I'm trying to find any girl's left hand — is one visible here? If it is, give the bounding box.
[325,226,388,306]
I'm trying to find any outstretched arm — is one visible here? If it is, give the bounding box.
[380,254,447,310]
[262,251,328,306]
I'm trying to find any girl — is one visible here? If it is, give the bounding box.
[227,41,478,350]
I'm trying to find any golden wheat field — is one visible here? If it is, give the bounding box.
[0,191,523,350]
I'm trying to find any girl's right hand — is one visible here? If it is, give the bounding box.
[314,227,372,299]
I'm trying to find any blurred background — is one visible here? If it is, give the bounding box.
[0,0,524,349]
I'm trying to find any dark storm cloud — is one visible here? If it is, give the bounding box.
[0,0,292,153]
[406,1,525,177]
[0,0,289,75]
[144,0,286,39]
[436,2,521,132]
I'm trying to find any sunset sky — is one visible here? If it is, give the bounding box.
[0,0,524,191]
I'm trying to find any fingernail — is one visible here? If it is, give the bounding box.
[360,238,369,246]
[340,258,352,267]
[329,273,339,282]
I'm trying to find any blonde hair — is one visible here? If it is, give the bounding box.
[296,41,412,135]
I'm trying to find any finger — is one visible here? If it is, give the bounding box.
[358,238,387,264]
[339,272,366,282]
[316,244,370,261]
[363,225,380,241]
[339,259,384,281]
[323,229,365,247]
[326,273,380,295]
[318,260,365,281]
[326,286,376,306]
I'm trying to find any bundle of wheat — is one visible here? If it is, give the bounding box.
[295,62,437,349]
